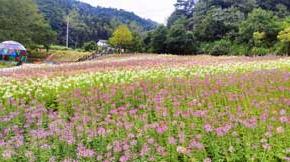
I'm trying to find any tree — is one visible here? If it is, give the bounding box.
[256,0,290,11]
[35,0,157,47]
[253,31,266,47]
[278,26,290,54]
[0,0,56,48]
[66,10,89,48]
[149,26,168,54]
[193,7,244,41]
[129,32,144,52]
[239,8,280,46]
[167,18,195,54]
[109,25,133,52]
[168,0,196,27]
[83,41,98,52]
[175,0,196,16]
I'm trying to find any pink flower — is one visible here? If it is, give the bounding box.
[215,124,232,136]
[30,129,51,139]
[119,155,129,162]
[123,144,130,151]
[62,158,78,162]
[262,143,271,151]
[276,127,285,134]
[189,140,204,150]
[178,132,185,144]
[113,141,122,153]
[177,146,188,154]
[193,110,208,117]
[0,140,6,146]
[147,138,155,144]
[204,124,213,132]
[260,113,268,121]
[25,151,35,161]
[140,144,150,156]
[157,146,166,156]
[156,123,168,134]
[280,109,286,115]
[280,116,288,123]
[204,158,212,162]
[168,136,176,145]
[242,117,257,128]
[97,127,106,136]
[77,144,95,158]
[129,109,138,115]
[2,150,14,159]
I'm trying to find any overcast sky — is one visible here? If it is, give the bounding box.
[79,0,175,24]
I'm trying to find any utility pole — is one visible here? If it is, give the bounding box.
[66,15,69,48]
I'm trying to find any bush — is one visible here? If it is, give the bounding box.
[209,39,232,56]
[229,44,250,56]
[50,45,71,51]
[250,47,270,56]
[273,42,289,55]
[198,42,211,54]
[198,39,232,56]
[83,41,97,52]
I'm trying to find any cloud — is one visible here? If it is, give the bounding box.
[79,0,175,24]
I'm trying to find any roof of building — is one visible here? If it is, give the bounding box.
[98,40,108,43]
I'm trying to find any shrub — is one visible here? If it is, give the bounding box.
[198,39,232,56]
[208,39,232,56]
[250,47,270,56]
[273,42,289,55]
[229,44,250,56]
[198,42,211,54]
[50,45,71,51]
[83,41,98,52]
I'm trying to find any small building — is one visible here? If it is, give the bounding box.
[97,40,109,48]
[0,41,27,63]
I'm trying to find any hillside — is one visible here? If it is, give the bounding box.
[34,0,158,47]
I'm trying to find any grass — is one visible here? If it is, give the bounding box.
[29,47,91,63]
[0,61,16,68]
[47,50,91,62]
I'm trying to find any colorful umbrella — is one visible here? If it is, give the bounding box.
[0,41,26,51]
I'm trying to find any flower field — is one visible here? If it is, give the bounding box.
[0,55,289,161]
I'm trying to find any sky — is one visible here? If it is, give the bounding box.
[79,0,175,24]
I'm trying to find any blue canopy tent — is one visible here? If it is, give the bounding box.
[0,41,27,62]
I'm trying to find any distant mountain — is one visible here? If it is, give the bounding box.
[34,0,158,47]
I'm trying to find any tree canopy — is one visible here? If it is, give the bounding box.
[34,0,157,47]
[109,25,133,51]
[145,0,290,55]
[0,0,56,48]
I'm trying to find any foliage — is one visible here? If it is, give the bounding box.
[83,41,98,52]
[35,0,157,47]
[149,26,169,54]
[166,18,196,54]
[278,27,290,43]
[146,0,290,55]
[193,7,245,41]
[253,31,266,47]
[0,0,56,48]
[109,25,133,52]
[200,39,232,56]
[129,32,144,52]
[277,26,290,54]
[250,47,271,56]
[239,8,280,46]
[229,43,251,56]
[273,42,289,55]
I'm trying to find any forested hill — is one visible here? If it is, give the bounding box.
[144,0,290,55]
[34,0,158,47]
